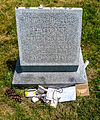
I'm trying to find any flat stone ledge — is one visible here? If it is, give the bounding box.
[12,50,87,86]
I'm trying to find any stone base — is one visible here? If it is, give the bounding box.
[12,50,88,87]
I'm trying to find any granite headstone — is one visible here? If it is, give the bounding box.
[13,7,88,86]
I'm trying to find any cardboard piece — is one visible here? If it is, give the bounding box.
[76,84,89,96]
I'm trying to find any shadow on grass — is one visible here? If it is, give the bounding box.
[6,59,17,72]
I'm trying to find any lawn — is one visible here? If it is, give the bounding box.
[0,0,100,120]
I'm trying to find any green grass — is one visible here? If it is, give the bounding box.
[0,0,100,120]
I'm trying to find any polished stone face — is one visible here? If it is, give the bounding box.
[15,8,82,66]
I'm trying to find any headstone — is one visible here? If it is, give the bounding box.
[13,7,88,86]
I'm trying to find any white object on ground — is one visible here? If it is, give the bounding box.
[50,98,58,108]
[39,5,43,8]
[46,86,76,105]
[59,86,76,102]
[25,89,37,97]
[38,85,48,92]
[32,97,39,103]
[46,88,61,101]
[84,60,89,68]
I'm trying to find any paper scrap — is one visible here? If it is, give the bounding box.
[46,86,76,102]
[46,88,60,100]
[59,86,76,102]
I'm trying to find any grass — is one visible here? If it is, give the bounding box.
[0,0,100,119]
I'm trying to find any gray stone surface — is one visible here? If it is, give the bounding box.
[13,50,87,86]
[15,7,82,66]
[13,7,88,87]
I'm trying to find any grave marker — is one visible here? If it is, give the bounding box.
[13,7,88,86]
